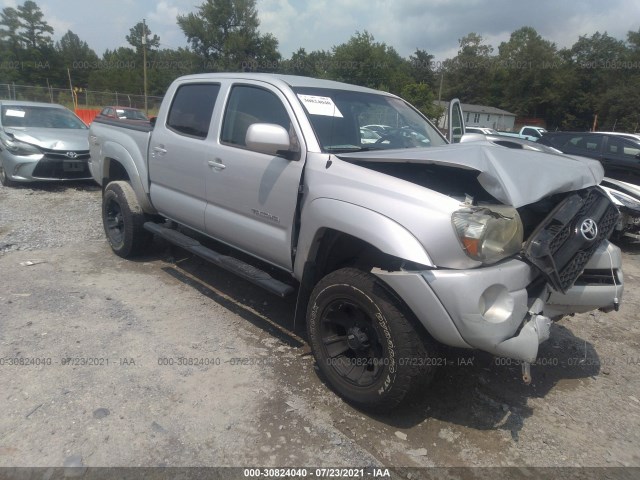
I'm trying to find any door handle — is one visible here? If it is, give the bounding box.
[153,145,167,155]
[208,160,226,170]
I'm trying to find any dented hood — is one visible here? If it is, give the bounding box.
[4,127,89,151]
[338,141,604,208]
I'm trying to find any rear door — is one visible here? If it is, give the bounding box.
[602,136,640,181]
[204,81,306,270]
[148,82,221,232]
[551,133,604,160]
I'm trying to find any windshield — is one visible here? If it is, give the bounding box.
[116,108,148,120]
[293,87,446,152]
[1,105,88,129]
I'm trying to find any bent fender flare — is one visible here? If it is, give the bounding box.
[293,198,433,280]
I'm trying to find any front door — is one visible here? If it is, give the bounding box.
[204,82,306,270]
[447,98,465,143]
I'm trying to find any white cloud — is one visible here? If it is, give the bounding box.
[40,5,72,38]
[148,1,180,26]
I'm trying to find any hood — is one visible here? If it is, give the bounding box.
[4,127,89,151]
[338,141,603,208]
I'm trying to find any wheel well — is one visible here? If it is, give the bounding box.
[312,229,404,284]
[103,158,129,188]
[295,229,436,349]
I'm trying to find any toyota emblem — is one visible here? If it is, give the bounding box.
[65,151,78,159]
[580,218,598,241]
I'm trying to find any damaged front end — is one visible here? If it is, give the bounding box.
[358,145,623,382]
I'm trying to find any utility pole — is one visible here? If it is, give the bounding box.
[142,19,148,115]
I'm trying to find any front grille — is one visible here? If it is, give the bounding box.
[32,154,91,179]
[523,187,619,293]
[40,148,90,160]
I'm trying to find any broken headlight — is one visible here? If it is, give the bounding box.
[0,134,41,156]
[452,206,523,264]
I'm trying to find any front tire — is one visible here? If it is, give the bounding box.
[307,268,436,411]
[0,163,15,187]
[102,181,152,258]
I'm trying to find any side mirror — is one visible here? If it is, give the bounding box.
[149,116,157,127]
[245,123,292,157]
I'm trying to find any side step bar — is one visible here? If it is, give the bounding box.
[144,222,295,298]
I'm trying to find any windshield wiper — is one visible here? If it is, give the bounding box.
[324,146,378,153]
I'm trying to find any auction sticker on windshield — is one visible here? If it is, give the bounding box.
[297,94,343,117]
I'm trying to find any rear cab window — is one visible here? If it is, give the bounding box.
[166,83,221,139]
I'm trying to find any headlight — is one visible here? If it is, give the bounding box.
[0,135,41,156]
[452,206,523,264]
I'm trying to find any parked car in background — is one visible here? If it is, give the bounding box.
[0,100,91,187]
[361,124,393,134]
[595,131,640,142]
[497,126,547,142]
[465,126,498,135]
[95,106,149,123]
[538,131,640,182]
[359,127,381,144]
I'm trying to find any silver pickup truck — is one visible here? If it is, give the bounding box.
[89,73,623,411]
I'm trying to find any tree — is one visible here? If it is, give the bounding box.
[56,30,99,86]
[0,7,21,48]
[401,83,442,121]
[88,47,140,93]
[126,21,160,53]
[280,47,332,78]
[329,31,411,94]
[177,0,280,71]
[441,33,495,105]
[496,27,559,118]
[408,49,437,89]
[17,0,53,49]
[567,32,628,129]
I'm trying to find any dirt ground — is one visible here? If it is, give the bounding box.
[1,181,639,477]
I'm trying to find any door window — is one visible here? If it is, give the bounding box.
[566,134,602,152]
[608,137,640,158]
[221,85,293,150]
[166,83,220,139]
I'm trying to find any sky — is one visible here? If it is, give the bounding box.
[2,0,639,62]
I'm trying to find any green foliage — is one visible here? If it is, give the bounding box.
[495,27,559,117]
[328,31,411,95]
[401,83,442,121]
[127,22,160,54]
[17,0,53,49]
[177,0,280,71]
[441,33,495,105]
[408,49,437,89]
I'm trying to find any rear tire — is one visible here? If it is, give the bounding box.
[307,267,437,412]
[102,181,152,258]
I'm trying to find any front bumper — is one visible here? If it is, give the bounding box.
[373,240,623,363]
[1,150,92,182]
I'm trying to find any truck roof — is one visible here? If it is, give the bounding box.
[174,72,394,96]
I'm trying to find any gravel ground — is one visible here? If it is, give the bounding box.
[1,180,639,478]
